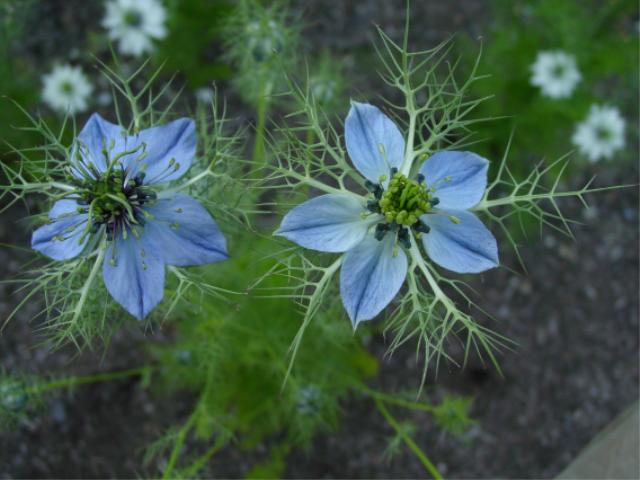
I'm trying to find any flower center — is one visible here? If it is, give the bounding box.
[365,169,439,251]
[378,172,432,226]
[124,9,143,27]
[77,170,156,237]
[594,125,611,141]
[551,63,566,78]
[60,81,74,94]
[69,141,158,243]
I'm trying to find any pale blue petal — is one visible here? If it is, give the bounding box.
[73,113,126,177]
[340,234,407,327]
[130,118,196,184]
[103,233,165,320]
[345,102,405,183]
[419,151,489,210]
[31,199,88,261]
[73,114,195,185]
[421,210,498,273]
[275,194,374,253]
[143,194,228,266]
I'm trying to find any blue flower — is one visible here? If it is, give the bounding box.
[32,113,228,320]
[276,102,498,327]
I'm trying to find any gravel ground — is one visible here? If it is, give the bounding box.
[1,0,638,478]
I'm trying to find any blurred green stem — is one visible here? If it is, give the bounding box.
[301,128,316,197]
[250,81,270,178]
[181,435,227,478]
[361,386,436,413]
[31,366,151,395]
[163,405,199,479]
[375,398,442,479]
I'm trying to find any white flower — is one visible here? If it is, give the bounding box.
[572,104,626,162]
[530,50,581,99]
[41,64,93,114]
[102,0,167,57]
[195,87,214,103]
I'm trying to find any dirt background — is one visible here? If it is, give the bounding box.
[1,0,638,478]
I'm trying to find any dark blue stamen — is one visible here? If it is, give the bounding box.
[416,173,425,183]
[367,200,381,213]
[430,197,440,207]
[390,167,398,176]
[364,180,384,199]
[414,222,430,234]
[134,172,146,186]
[374,223,390,241]
[397,227,411,249]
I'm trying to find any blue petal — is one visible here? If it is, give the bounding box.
[131,118,196,184]
[143,194,228,266]
[419,151,489,210]
[73,114,195,185]
[74,113,126,177]
[345,102,405,183]
[421,209,498,273]
[31,199,88,261]
[340,234,407,327]
[103,233,165,320]
[275,194,375,253]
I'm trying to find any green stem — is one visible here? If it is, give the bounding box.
[250,81,270,180]
[68,246,106,330]
[472,189,598,211]
[375,398,442,479]
[301,129,316,197]
[31,366,151,395]
[163,403,199,479]
[181,436,227,478]
[360,386,436,413]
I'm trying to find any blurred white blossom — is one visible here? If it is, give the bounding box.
[195,87,214,103]
[41,64,93,114]
[102,0,167,57]
[530,50,581,99]
[572,104,626,162]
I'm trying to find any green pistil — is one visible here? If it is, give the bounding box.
[378,173,431,226]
